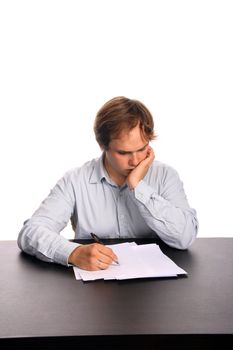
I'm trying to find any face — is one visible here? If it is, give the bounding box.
[104,123,149,185]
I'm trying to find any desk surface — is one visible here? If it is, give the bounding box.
[0,238,233,349]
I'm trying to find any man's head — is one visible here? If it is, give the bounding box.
[94,97,156,185]
[94,96,156,150]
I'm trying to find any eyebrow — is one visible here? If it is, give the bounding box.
[116,143,148,154]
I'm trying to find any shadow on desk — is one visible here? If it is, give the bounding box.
[18,238,196,283]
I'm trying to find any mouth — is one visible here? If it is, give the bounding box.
[126,168,134,173]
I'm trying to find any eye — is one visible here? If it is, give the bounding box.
[138,145,148,152]
[117,151,129,155]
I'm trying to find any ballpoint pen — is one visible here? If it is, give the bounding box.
[90,232,119,265]
[90,232,103,245]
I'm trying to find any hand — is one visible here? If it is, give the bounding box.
[126,146,155,190]
[68,243,118,271]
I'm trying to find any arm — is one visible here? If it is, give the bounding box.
[18,171,118,269]
[127,148,198,249]
[17,173,80,265]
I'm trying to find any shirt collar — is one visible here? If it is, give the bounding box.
[89,153,122,187]
[89,153,108,184]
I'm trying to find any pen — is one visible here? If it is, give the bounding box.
[90,232,119,265]
[90,232,103,245]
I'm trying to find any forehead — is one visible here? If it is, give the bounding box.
[109,124,148,151]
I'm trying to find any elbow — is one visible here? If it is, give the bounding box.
[17,220,30,252]
[158,209,199,250]
[175,217,199,250]
[17,227,26,252]
[174,238,194,250]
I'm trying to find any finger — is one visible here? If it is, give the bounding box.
[88,243,118,265]
[99,250,118,265]
[147,146,155,158]
[97,246,119,264]
[96,259,109,270]
[145,148,155,163]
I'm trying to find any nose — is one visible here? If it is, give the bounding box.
[129,153,139,167]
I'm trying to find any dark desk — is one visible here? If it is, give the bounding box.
[0,238,233,349]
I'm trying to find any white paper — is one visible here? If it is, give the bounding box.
[73,242,187,281]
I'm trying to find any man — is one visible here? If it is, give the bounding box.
[18,96,198,271]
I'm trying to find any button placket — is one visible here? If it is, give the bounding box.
[117,189,128,236]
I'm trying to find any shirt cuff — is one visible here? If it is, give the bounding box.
[53,241,81,266]
[131,180,155,205]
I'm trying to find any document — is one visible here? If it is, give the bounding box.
[73,242,187,281]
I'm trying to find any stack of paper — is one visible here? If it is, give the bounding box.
[73,242,187,281]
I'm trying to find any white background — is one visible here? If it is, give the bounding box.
[0,0,232,240]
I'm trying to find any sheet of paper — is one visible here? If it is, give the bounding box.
[73,242,187,281]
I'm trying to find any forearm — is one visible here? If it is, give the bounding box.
[129,181,198,249]
[18,220,79,266]
[17,171,80,265]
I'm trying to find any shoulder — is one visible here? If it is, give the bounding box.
[150,160,179,175]
[57,158,99,188]
[147,160,181,184]
[64,158,99,180]
[47,159,100,203]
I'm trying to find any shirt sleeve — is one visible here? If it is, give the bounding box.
[17,172,80,266]
[128,166,199,249]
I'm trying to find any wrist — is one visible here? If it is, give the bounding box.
[68,245,81,265]
[127,179,138,190]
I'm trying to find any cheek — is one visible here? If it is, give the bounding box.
[114,155,128,168]
[139,150,148,161]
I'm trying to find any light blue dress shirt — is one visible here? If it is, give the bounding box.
[18,155,198,266]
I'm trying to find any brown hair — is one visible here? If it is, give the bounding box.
[94,96,156,149]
